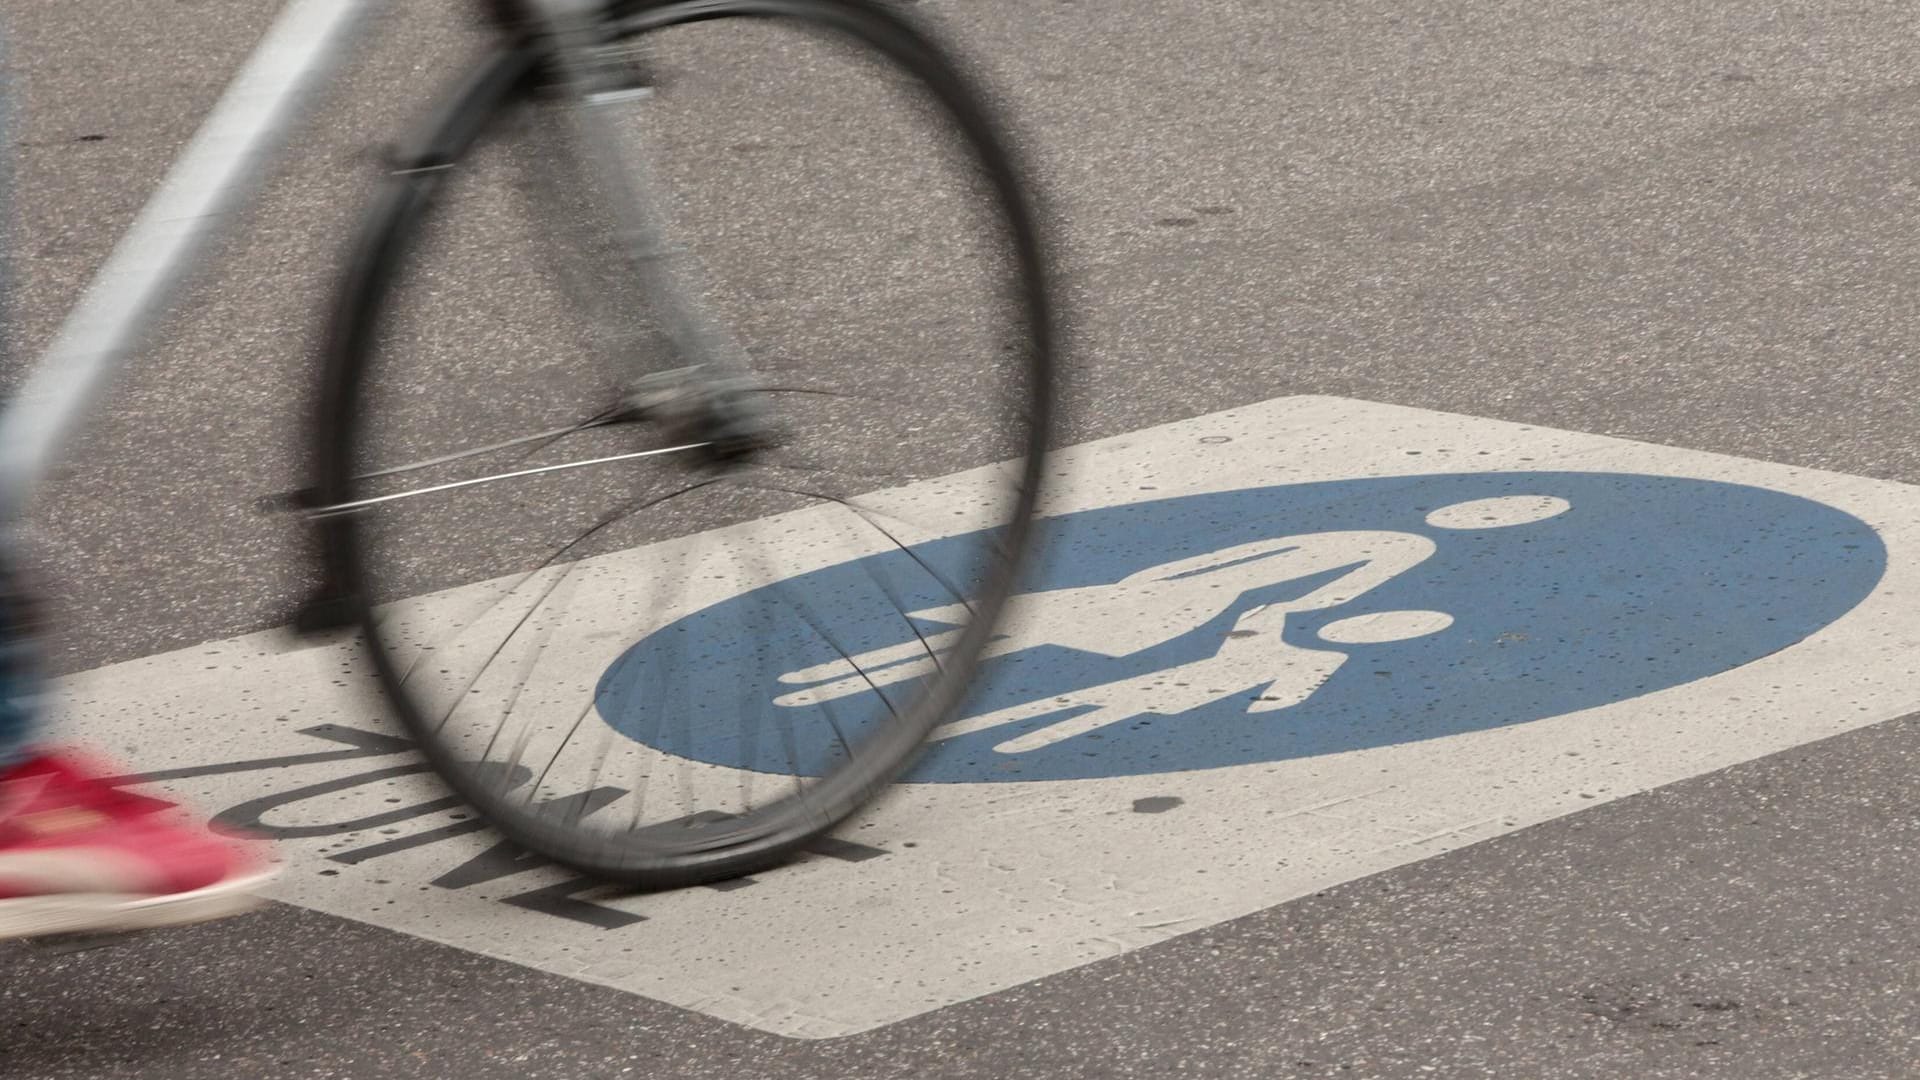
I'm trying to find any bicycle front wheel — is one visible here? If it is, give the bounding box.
[310,0,1056,887]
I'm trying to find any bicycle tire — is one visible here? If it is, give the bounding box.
[310,0,1056,888]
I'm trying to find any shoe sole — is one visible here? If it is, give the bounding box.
[0,867,281,942]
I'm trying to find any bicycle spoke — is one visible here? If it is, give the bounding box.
[759,570,905,723]
[750,451,929,489]
[727,473,983,617]
[472,569,586,778]
[353,403,636,484]
[312,441,710,517]
[625,540,698,834]
[526,659,610,808]
[727,531,818,811]
[387,474,726,691]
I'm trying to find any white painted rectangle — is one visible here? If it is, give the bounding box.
[51,396,1920,1038]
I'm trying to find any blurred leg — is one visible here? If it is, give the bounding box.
[0,28,30,770]
[0,585,34,768]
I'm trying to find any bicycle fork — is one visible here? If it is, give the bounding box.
[525,0,774,460]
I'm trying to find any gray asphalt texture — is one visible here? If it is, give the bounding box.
[5,0,1920,1077]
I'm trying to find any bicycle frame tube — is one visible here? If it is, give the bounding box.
[0,30,14,424]
[0,0,382,521]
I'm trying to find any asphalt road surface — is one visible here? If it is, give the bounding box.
[5,1,1920,1077]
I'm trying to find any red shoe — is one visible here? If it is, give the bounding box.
[0,749,277,940]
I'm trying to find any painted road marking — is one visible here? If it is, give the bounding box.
[644,471,1879,778]
[48,395,1920,1038]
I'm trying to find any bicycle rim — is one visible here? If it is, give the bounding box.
[313,0,1056,887]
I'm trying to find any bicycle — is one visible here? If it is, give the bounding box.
[1,0,1056,889]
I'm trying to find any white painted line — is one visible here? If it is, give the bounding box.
[49,395,1920,1038]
